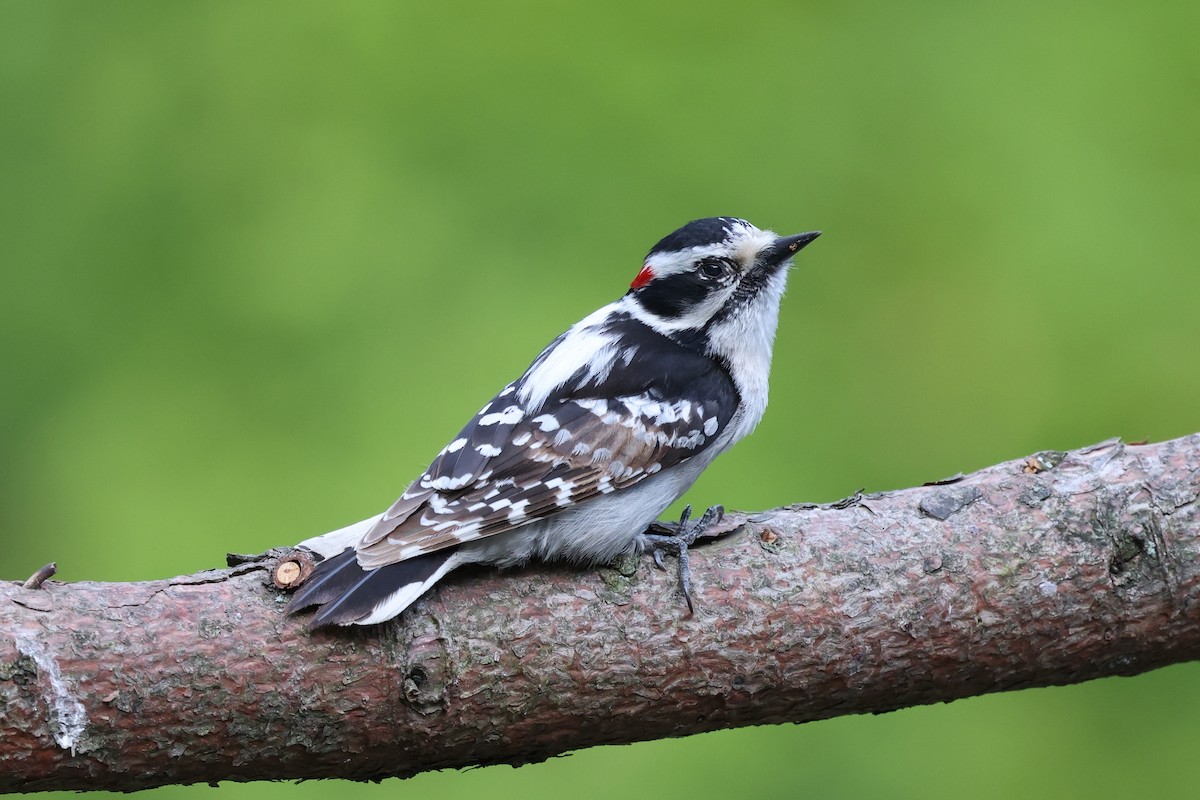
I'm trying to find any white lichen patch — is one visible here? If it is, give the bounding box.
[15,634,88,754]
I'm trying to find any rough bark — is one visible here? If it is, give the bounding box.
[2,435,1199,793]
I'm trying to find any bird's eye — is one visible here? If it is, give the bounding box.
[698,259,726,280]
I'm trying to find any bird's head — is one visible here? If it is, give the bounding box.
[626,217,820,353]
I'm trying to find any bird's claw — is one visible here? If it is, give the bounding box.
[640,503,725,614]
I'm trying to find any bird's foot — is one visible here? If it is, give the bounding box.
[640,504,724,614]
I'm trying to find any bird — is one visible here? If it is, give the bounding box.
[286,217,820,627]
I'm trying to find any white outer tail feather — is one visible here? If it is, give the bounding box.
[296,513,459,625]
[296,513,385,559]
[353,553,461,626]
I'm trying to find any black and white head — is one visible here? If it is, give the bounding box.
[625,217,820,360]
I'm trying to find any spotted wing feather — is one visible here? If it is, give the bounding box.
[355,321,738,568]
[358,384,523,548]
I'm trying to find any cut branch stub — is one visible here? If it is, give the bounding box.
[271,549,316,590]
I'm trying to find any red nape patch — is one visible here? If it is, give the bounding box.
[630,265,654,289]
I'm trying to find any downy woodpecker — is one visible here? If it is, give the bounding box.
[287,217,820,627]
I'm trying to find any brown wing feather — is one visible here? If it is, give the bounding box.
[353,395,723,568]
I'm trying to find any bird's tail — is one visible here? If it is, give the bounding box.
[293,513,385,559]
[285,514,458,628]
[286,547,457,628]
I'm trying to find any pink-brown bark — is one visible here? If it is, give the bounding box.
[2,435,1199,792]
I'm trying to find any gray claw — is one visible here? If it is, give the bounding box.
[640,503,725,614]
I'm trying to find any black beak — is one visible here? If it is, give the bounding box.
[761,231,821,266]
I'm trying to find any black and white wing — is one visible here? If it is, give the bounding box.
[352,322,739,567]
[287,317,738,626]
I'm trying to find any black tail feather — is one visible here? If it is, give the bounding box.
[285,549,451,628]
[285,550,362,611]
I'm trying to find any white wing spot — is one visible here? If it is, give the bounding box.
[575,398,608,416]
[544,477,576,505]
[476,443,502,457]
[428,474,474,491]
[394,543,428,559]
[446,438,467,453]
[479,405,524,426]
[507,499,530,522]
[452,520,483,540]
[703,417,718,436]
[533,414,560,432]
[512,431,532,446]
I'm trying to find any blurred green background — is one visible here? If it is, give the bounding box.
[2,0,1198,797]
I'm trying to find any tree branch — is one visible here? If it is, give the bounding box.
[3,435,1199,792]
